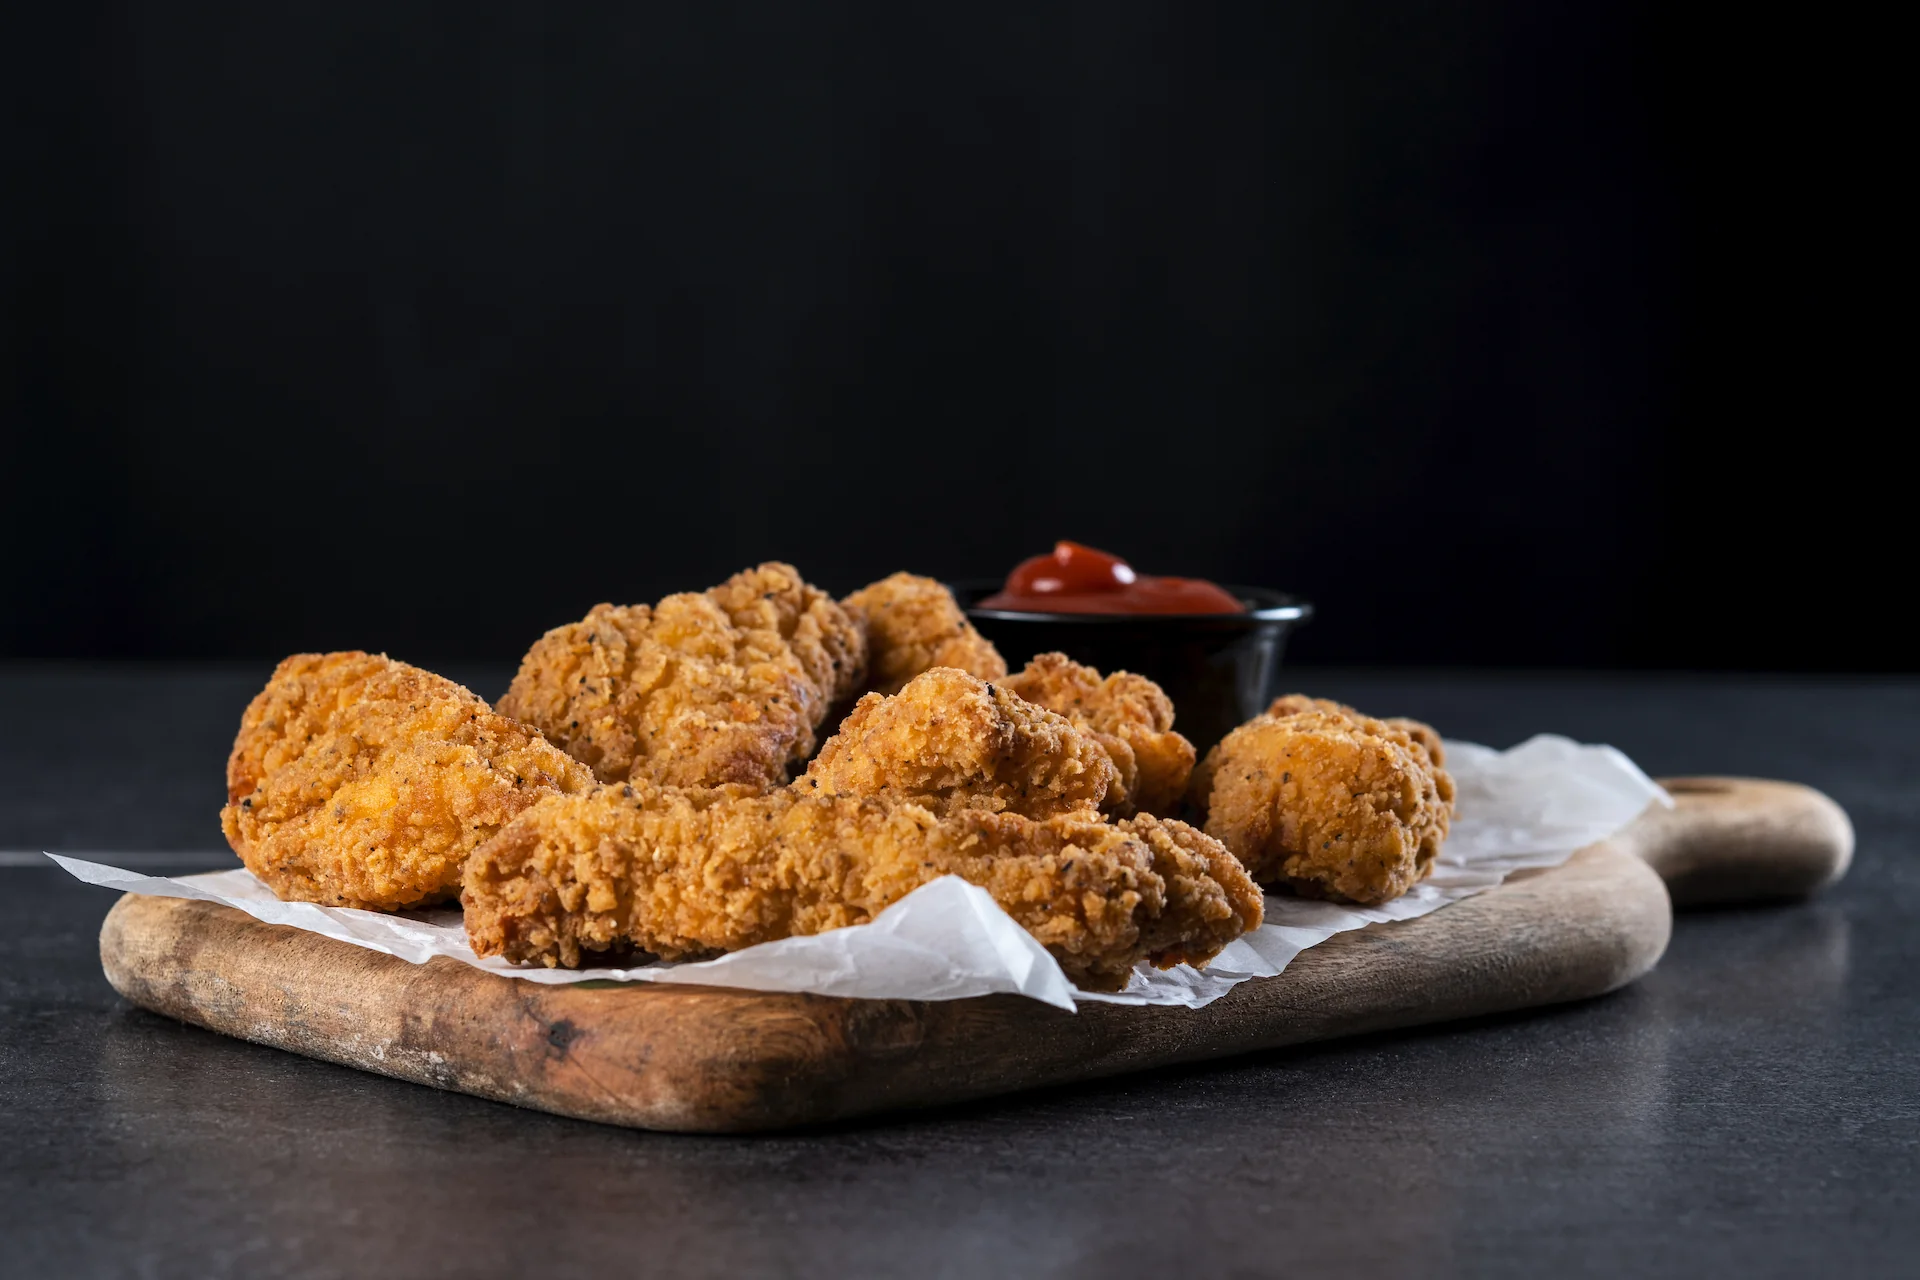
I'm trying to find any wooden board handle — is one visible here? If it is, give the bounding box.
[1628,777,1853,907]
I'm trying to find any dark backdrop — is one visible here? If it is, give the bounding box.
[1,3,1880,669]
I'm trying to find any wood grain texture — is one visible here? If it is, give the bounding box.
[97,777,1849,1132]
[1630,777,1853,906]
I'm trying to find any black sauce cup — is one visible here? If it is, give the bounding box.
[954,583,1313,758]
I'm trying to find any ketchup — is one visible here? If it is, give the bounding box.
[977,542,1246,615]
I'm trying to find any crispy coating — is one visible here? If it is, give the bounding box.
[843,573,1007,696]
[1003,653,1197,817]
[803,667,1116,817]
[497,591,824,789]
[706,561,867,705]
[221,652,594,910]
[1190,708,1455,905]
[1265,693,1447,767]
[463,785,1262,991]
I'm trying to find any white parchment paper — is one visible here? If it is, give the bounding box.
[53,733,1667,1013]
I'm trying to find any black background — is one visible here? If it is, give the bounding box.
[2,3,1880,669]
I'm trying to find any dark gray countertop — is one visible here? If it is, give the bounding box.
[3,666,1915,1278]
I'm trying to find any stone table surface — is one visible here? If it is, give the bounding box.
[1,665,1914,1279]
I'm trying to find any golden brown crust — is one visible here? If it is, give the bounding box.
[803,667,1116,817]
[1265,693,1447,768]
[1116,813,1266,968]
[496,593,824,789]
[1189,708,1455,905]
[1384,717,1447,769]
[843,573,1007,696]
[462,785,1261,991]
[1004,653,1197,816]
[706,561,868,704]
[221,652,593,910]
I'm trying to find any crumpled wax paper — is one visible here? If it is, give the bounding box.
[54,733,1668,1013]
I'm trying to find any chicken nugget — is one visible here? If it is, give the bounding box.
[1265,693,1448,767]
[1003,652,1196,816]
[843,572,1007,696]
[222,652,594,910]
[497,591,823,789]
[803,667,1116,817]
[1191,708,1453,904]
[462,785,1262,991]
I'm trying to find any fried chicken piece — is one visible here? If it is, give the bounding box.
[1264,693,1447,767]
[705,561,867,705]
[463,785,1262,991]
[498,588,826,790]
[221,652,594,910]
[1003,653,1197,817]
[1189,708,1455,905]
[1233,694,1452,836]
[803,667,1116,817]
[843,572,1007,696]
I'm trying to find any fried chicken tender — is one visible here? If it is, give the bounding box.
[498,564,858,789]
[1003,653,1197,817]
[843,572,1007,696]
[1189,707,1455,906]
[221,652,594,910]
[1264,693,1447,767]
[803,667,1117,817]
[463,785,1263,991]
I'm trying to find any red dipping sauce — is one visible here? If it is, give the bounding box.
[977,542,1246,615]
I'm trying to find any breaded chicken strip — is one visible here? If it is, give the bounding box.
[843,573,1007,696]
[1264,693,1447,767]
[1189,708,1455,905]
[803,667,1116,817]
[1003,653,1196,817]
[222,652,594,910]
[498,580,833,789]
[463,785,1262,991]
[706,561,867,705]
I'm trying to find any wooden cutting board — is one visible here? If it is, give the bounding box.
[97,777,1850,1133]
